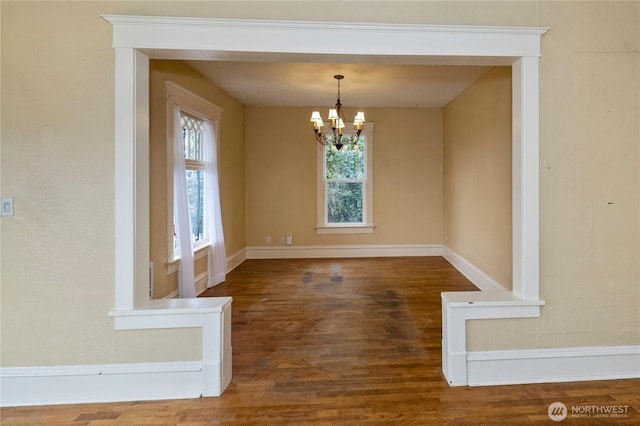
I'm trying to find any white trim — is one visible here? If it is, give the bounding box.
[467,346,640,386]
[195,271,209,296]
[162,288,179,299]
[0,362,207,407]
[315,225,375,235]
[108,297,232,397]
[512,57,540,300]
[317,123,375,233]
[104,16,546,308]
[114,48,148,310]
[442,246,507,292]
[226,247,247,273]
[246,244,442,259]
[441,291,545,386]
[104,15,547,393]
[166,81,224,118]
[441,54,545,386]
[109,297,229,328]
[103,16,547,60]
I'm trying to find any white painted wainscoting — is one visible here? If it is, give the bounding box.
[1,250,246,407]
[1,362,204,407]
[467,345,640,386]
[1,297,232,407]
[440,247,639,386]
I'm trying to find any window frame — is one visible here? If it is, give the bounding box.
[180,112,208,252]
[316,122,375,234]
[165,81,223,268]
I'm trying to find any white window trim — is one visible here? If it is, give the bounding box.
[316,123,374,235]
[165,81,223,267]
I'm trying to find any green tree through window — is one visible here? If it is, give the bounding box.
[325,137,365,223]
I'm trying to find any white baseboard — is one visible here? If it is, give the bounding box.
[246,244,442,259]
[467,345,640,386]
[162,289,179,299]
[226,248,246,272]
[0,361,214,407]
[195,271,209,296]
[442,246,507,292]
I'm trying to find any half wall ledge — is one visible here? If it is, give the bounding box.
[441,291,545,386]
[109,296,233,397]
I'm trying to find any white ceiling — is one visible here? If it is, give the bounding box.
[185,60,493,109]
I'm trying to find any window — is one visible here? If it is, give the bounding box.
[165,81,224,270]
[165,81,227,295]
[316,124,374,234]
[180,112,206,248]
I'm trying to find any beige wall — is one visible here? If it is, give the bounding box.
[1,1,638,368]
[443,67,513,290]
[0,2,203,366]
[148,60,245,299]
[468,1,639,351]
[245,107,443,246]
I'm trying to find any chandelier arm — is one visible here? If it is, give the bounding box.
[315,132,329,146]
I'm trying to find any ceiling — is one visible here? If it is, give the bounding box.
[185,60,493,109]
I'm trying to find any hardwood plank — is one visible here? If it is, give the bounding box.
[2,258,639,424]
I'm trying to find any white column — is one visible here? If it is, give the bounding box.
[114,48,136,310]
[114,48,149,309]
[512,56,540,301]
[134,50,150,306]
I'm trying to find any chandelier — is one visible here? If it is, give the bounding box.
[310,75,365,150]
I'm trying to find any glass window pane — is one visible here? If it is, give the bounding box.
[186,170,205,242]
[325,137,365,179]
[181,113,204,161]
[327,181,363,223]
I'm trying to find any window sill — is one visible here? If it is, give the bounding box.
[315,225,375,235]
[166,245,210,275]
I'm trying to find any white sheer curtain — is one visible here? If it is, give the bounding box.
[203,120,227,287]
[173,106,197,298]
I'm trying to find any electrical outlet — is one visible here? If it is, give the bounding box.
[280,235,285,244]
[149,262,154,299]
[1,197,14,217]
[266,235,271,244]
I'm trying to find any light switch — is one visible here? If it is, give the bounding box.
[1,197,14,217]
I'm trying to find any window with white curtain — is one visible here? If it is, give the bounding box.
[178,112,207,251]
[166,81,226,297]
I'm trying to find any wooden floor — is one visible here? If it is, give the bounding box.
[2,257,639,425]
